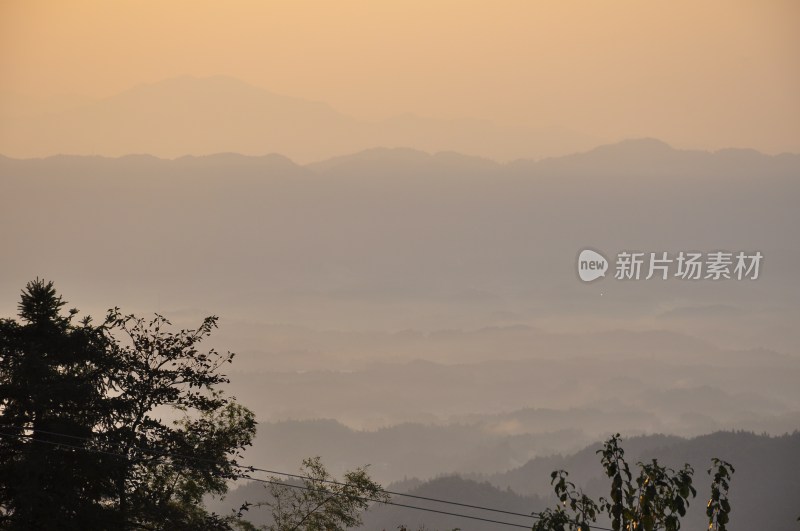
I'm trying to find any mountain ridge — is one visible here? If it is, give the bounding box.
[2,136,798,169]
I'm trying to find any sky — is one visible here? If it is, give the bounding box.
[1,0,799,155]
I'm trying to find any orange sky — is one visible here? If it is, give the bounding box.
[1,0,798,153]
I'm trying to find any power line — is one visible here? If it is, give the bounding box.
[0,423,538,520]
[0,430,530,529]
[0,426,613,531]
[247,464,541,522]
[254,478,532,529]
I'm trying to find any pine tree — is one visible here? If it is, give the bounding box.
[0,279,114,529]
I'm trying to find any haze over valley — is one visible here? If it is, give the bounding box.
[3,141,798,504]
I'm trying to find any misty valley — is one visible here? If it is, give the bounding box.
[2,139,798,529]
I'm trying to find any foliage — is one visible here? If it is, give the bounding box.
[101,309,256,530]
[255,456,389,531]
[532,470,598,531]
[0,279,255,530]
[533,434,734,531]
[706,458,734,531]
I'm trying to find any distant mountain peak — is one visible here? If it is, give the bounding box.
[588,137,676,156]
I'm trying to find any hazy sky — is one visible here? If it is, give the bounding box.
[1,0,798,153]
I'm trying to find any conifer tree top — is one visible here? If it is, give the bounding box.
[17,278,66,325]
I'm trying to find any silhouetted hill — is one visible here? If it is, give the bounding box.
[210,431,799,531]
[510,137,799,177]
[359,476,544,530]
[482,431,800,531]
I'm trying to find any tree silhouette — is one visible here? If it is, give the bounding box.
[0,279,255,530]
[254,457,389,531]
[0,279,114,528]
[533,434,734,531]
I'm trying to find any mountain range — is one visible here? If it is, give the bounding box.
[208,431,800,531]
[0,75,601,162]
